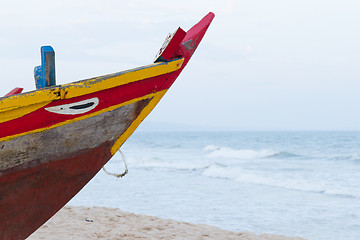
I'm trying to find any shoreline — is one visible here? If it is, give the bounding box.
[28,206,307,240]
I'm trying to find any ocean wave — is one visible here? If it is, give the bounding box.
[329,153,360,162]
[352,154,360,161]
[125,157,209,172]
[204,145,276,159]
[202,163,360,199]
[265,151,304,159]
[344,153,360,162]
[204,145,301,160]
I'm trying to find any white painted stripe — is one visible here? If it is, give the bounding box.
[45,97,99,115]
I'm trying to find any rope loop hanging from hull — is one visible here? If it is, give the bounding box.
[102,149,128,178]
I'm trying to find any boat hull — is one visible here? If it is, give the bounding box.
[0,76,170,239]
[0,12,215,239]
[1,141,113,239]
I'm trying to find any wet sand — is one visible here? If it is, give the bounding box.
[28,206,307,240]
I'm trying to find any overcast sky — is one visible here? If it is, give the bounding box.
[1,0,360,130]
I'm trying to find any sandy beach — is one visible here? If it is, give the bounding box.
[27,206,307,240]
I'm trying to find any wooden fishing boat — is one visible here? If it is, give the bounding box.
[0,12,214,239]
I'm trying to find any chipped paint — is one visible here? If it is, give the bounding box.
[0,97,153,172]
[0,58,183,114]
[183,39,196,50]
[0,12,215,240]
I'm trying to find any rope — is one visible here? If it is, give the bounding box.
[102,149,128,178]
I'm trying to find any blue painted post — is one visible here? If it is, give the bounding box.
[34,46,56,89]
[34,65,43,89]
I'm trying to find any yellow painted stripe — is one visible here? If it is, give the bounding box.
[0,91,166,143]
[0,58,183,114]
[110,90,167,155]
[0,101,51,124]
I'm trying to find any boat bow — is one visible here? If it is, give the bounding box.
[0,12,214,239]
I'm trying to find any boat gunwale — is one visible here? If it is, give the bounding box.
[0,58,184,113]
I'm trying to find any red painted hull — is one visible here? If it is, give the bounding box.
[0,141,113,239]
[0,12,214,239]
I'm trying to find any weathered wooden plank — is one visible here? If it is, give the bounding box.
[0,12,215,240]
[34,46,56,89]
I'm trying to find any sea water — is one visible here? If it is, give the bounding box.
[69,131,360,240]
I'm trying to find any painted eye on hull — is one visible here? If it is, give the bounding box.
[45,97,99,115]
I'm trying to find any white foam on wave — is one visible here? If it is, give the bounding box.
[125,156,209,171]
[330,153,360,162]
[204,145,277,159]
[202,163,360,198]
[350,153,360,161]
